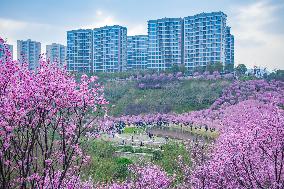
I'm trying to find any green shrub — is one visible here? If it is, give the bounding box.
[114,157,133,180]
[84,141,133,183]
[153,142,191,184]
[88,140,115,158]
[134,148,143,153]
[120,145,135,153]
[87,156,118,182]
[239,75,258,81]
[152,150,163,161]
[115,157,133,165]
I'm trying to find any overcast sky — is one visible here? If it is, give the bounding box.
[0,0,284,70]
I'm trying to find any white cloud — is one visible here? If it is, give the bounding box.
[127,24,147,36]
[0,18,27,31]
[85,10,120,29]
[96,10,103,17]
[0,11,148,60]
[229,0,284,70]
[85,9,147,35]
[0,18,68,59]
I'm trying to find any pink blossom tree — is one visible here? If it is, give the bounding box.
[192,100,284,188]
[0,37,107,188]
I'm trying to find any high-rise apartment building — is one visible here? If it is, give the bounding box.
[225,26,234,65]
[147,18,183,71]
[127,35,148,70]
[46,43,67,67]
[17,39,41,70]
[67,26,127,73]
[93,25,127,72]
[67,29,93,72]
[184,12,228,72]
[66,12,234,73]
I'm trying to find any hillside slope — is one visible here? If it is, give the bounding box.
[104,79,231,116]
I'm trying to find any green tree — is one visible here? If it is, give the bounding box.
[224,64,234,73]
[179,64,187,74]
[194,65,206,74]
[206,62,223,73]
[235,64,247,75]
[169,64,187,74]
[213,62,224,73]
[205,63,214,73]
[170,64,179,73]
[267,70,284,81]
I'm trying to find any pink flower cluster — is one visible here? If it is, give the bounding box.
[192,71,233,80]
[97,164,172,189]
[212,79,284,109]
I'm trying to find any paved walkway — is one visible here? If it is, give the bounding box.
[147,127,206,142]
[99,125,208,146]
[101,133,167,146]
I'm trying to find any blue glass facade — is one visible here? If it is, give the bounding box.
[67,26,127,73]
[67,29,93,72]
[17,39,41,70]
[127,35,148,70]
[66,12,234,73]
[225,27,234,65]
[147,18,183,71]
[184,12,228,72]
[93,25,127,72]
[46,43,66,67]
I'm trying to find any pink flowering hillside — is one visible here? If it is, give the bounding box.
[192,100,284,188]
